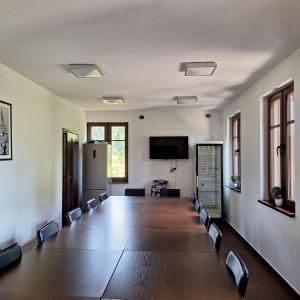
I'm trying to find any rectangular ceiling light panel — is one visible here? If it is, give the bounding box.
[176,96,198,104]
[102,97,125,105]
[185,62,217,76]
[69,64,103,78]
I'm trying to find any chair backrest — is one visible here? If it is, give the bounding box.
[198,199,203,209]
[208,223,222,251]
[0,243,22,271]
[66,207,82,225]
[99,192,108,202]
[160,189,181,197]
[226,250,249,297]
[125,188,146,196]
[37,220,59,244]
[194,199,202,213]
[199,208,210,228]
[191,192,197,205]
[87,198,97,210]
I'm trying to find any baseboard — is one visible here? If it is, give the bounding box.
[224,220,300,296]
[21,238,37,253]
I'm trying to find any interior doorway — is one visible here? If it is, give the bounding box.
[62,129,80,227]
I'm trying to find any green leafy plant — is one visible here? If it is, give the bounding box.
[271,186,282,199]
[231,175,240,183]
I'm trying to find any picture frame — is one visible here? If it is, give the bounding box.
[0,100,12,160]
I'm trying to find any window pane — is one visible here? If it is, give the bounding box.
[91,126,105,140]
[111,126,125,140]
[232,119,238,137]
[287,91,294,121]
[270,99,281,126]
[232,138,239,176]
[233,155,239,176]
[270,127,281,188]
[111,141,125,177]
[287,123,295,201]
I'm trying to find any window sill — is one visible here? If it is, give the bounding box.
[258,200,295,218]
[225,185,241,193]
[112,179,128,184]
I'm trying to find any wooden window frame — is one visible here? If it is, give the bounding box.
[268,84,294,210]
[231,113,241,190]
[87,122,128,184]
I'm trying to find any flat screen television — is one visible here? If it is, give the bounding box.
[149,136,189,159]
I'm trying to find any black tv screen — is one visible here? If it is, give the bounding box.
[149,136,189,159]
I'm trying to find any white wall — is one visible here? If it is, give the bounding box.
[0,62,85,248]
[86,107,222,196]
[222,47,300,293]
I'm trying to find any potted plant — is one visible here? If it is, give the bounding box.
[271,186,283,207]
[231,175,240,188]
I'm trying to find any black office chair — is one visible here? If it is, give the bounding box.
[125,188,146,196]
[36,220,59,244]
[191,192,197,205]
[199,208,210,229]
[160,189,181,197]
[208,223,222,251]
[199,199,204,212]
[99,192,108,202]
[194,199,202,213]
[0,243,22,271]
[66,207,83,225]
[226,250,249,297]
[87,198,97,210]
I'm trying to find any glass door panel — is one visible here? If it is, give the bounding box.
[196,144,222,217]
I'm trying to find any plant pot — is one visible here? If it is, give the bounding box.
[274,198,283,207]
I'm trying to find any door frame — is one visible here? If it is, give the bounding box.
[62,128,79,227]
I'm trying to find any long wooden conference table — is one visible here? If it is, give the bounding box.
[0,196,241,300]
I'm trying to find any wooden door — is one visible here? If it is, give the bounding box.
[62,129,80,227]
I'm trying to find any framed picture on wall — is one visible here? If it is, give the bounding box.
[0,100,12,160]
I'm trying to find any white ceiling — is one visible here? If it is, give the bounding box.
[0,0,300,111]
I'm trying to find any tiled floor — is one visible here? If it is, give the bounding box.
[215,221,299,300]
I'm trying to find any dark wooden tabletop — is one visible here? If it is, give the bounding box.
[125,227,215,252]
[136,211,201,228]
[75,206,142,227]
[0,196,241,299]
[40,226,133,250]
[0,248,122,298]
[0,294,99,300]
[102,251,241,300]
